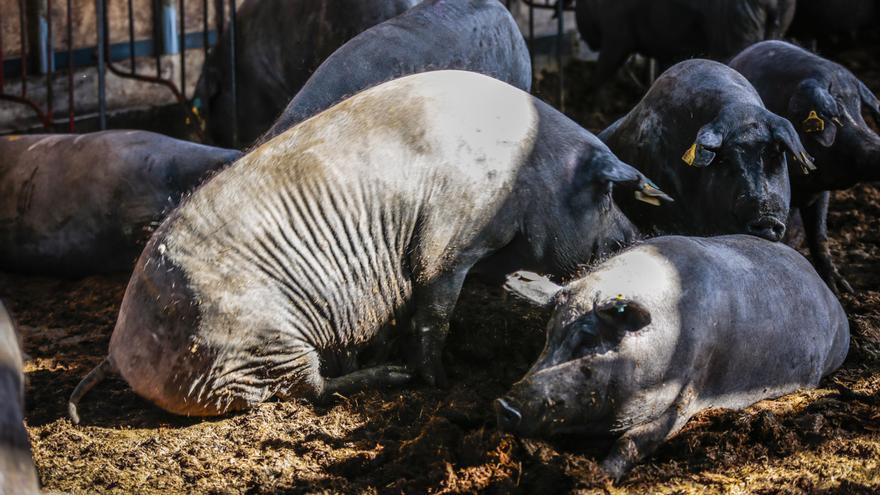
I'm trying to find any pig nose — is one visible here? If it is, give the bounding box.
[746,216,786,242]
[494,398,522,431]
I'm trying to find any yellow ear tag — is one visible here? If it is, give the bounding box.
[682,143,697,166]
[634,190,661,206]
[803,110,825,133]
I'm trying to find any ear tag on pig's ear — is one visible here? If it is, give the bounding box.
[803,110,825,133]
[634,191,660,206]
[614,294,627,313]
[634,180,673,206]
[682,143,698,166]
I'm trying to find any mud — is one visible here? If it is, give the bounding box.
[3,33,880,495]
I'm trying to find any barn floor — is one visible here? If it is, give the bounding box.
[5,36,880,495]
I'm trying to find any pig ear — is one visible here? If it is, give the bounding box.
[593,155,642,185]
[788,79,840,148]
[594,295,651,334]
[857,79,880,126]
[682,124,723,168]
[503,271,563,308]
[595,158,674,206]
[771,114,817,175]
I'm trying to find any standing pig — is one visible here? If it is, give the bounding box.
[260,0,532,141]
[68,70,670,421]
[194,0,418,147]
[0,131,241,276]
[496,235,850,480]
[575,0,796,86]
[600,59,814,241]
[730,40,880,294]
[0,302,40,495]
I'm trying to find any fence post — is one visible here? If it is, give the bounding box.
[95,0,106,129]
[161,0,179,54]
[228,0,237,147]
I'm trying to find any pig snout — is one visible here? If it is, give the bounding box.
[746,216,786,242]
[494,398,523,432]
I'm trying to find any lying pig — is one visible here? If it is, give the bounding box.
[730,40,880,294]
[600,59,814,241]
[260,0,531,141]
[0,131,241,276]
[68,70,670,421]
[193,0,418,147]
[496,235,850,480]
[575,0,795,86]
[0,302,40,495]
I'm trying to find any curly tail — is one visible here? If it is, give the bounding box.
[68,357,113,425]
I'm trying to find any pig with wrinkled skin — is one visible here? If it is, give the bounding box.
[260,0,531,142]
[600,59,815,242]
[0,131,241,276]
[193,0,418,147]
[496,235,849,481]
[0,302,40,495]
[730,40,880,295]
[68,70,670,421]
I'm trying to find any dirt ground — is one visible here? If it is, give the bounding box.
[4,34,880,495]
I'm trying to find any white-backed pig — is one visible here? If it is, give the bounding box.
[496,235,849,480]
[600,59,815,242]
[0,131,241,276]
[68,70,671,422]
[0,302,40,495]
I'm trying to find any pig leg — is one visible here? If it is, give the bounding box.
[600,407,683,482]
[408,265,472,388]
[802,191,853,294]
[322,365,413,397]
[276,347,412,403]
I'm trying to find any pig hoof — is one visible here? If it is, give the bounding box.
[418,360,449,388]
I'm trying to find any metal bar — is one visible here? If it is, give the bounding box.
[46,0,53,125]
[95,0,107,129]
[2,31,217,75]
[179,0,185,99]
[528,1,534,75]
[19,0,28,97]
[202,0,208,59]
[556,0,564,111]
[0,7,5,91]
[228,0,237,146]
[128,0,136,73]
[66,0,73,130]
[153,0,162,75]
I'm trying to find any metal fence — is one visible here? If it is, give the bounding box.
[0,0,572,139]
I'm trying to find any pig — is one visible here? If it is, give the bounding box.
[67,70,671,422]
[0,131,242,276]
[0,302,41,495]
[729,40,880,294]
[193,0,418,147]
[575,0,796,86]
[599,59,815,242]
[496,234,850,480]
[259,0,532,142]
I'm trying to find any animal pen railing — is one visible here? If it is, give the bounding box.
[0,0,574,140]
